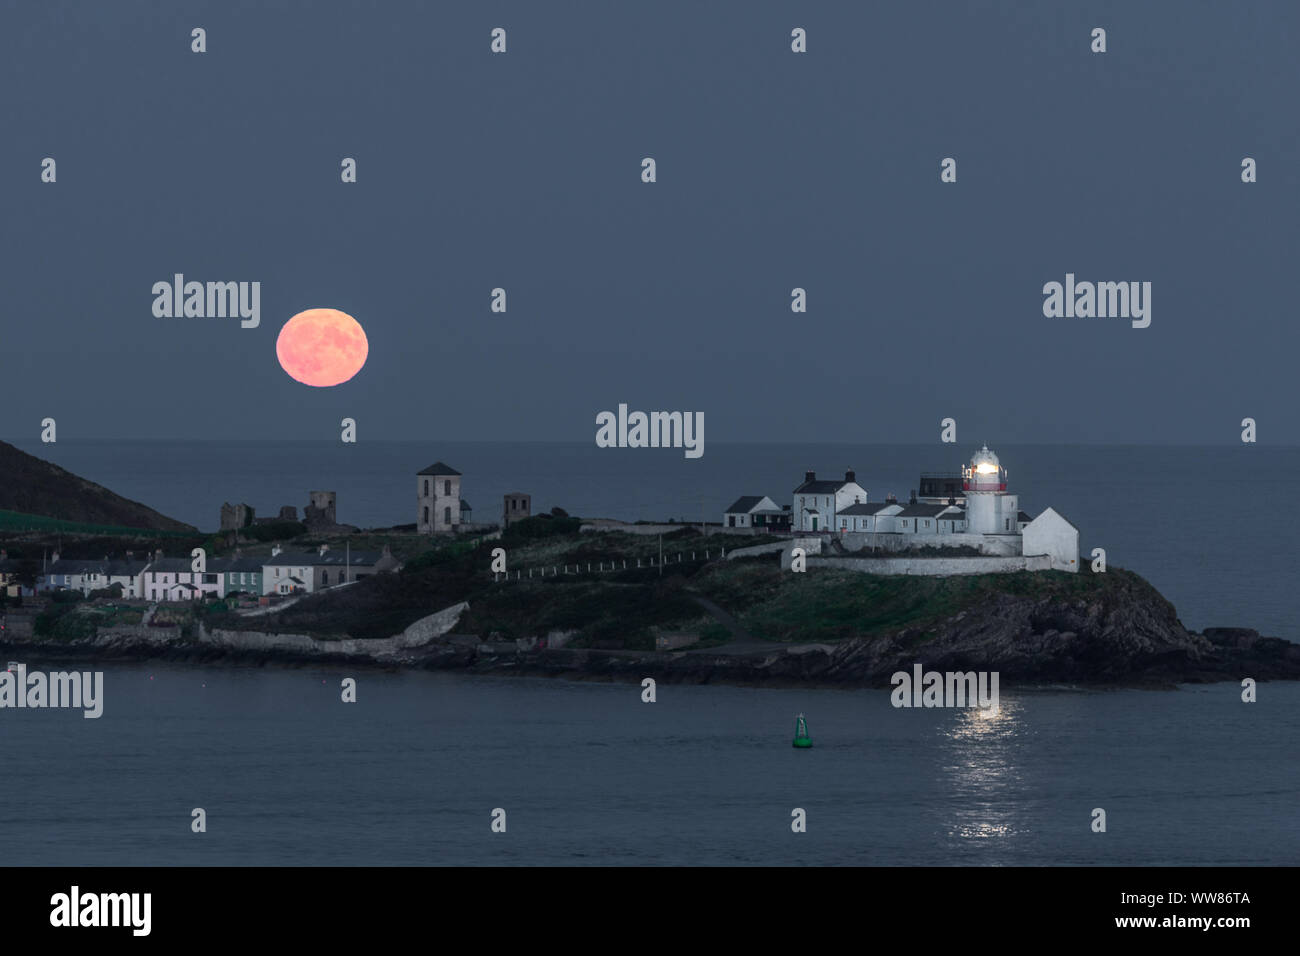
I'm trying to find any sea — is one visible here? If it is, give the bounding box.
[0,666,1296,866]
[2,440,1297,866]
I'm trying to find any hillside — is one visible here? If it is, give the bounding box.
[227,524,1300,685]
[0,440,196,532]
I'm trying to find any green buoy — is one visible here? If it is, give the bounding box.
[792,712,813,748]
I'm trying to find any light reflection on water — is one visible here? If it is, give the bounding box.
[939,697,1026,845]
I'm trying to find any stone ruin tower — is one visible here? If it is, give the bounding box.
[303,490,337,530]
[220,502,254,531]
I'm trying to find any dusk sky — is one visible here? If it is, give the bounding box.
[1,1,1295,443]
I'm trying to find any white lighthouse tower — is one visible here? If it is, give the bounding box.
[962,445,1016,534]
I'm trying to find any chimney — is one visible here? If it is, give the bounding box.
[0,549,6,560]
[804,470,816,483]
[885,493,896,504]
[948,496,955,506]
[318,544,329,556]
[154,549,162,562]
[382,544,391,556]
[126,550,133,561]
[845,469,855,483]
[271,543,282,557]
[909,490,917,504]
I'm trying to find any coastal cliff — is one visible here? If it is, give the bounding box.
[5,565,1297,688]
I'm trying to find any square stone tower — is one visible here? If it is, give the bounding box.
[417,462,462,533]
[503,492,531,528]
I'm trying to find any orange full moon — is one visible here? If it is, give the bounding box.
[276,308,369,387]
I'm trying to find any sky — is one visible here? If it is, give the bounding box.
[0,0,1296,444]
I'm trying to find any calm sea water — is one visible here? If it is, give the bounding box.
[0,665,1295,866]
[8,440,1298,639]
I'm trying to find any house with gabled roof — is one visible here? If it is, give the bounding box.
[417,461,462,533]
[723,495,788,531]
[792,469,869,533]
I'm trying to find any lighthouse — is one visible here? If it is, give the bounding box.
[962,445,1012,534]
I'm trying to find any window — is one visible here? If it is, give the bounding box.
[321,571,329,585]
[444,480,451,495]
[444,506,451,524]
[423,480,429,496]
[924,520,930,528]
[423,506,429,524]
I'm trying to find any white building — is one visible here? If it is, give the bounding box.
[792,469,869,533]
[143,557,223,602]
[798,446,1079,572]
[723,495,780,529]
[417,461,462,534]
[1022,507,1080,572]
[836,500,903,533]
[961,445,1021,534]
[262,547,316,596]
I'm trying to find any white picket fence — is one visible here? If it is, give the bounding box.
[493,548,726,582]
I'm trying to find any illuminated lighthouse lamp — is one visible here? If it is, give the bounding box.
[962,444,1007,493]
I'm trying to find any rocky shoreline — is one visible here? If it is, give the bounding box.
[5,584,1298,689]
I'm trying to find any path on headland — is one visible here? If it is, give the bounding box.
[688,595,772,655]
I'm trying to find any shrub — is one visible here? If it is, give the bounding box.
[502,516,582,541]
[241,521,307,542]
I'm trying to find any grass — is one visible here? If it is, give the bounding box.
[693,560,1131,644]
[0,509,195,537]
[229,528,1154,651]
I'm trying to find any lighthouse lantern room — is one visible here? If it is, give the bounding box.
[962,445,1018,534]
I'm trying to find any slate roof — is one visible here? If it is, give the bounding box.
[264,553,319,567]
[144,558,194,573]
[898,504,950,518]
[793,479,852,494]
[417,462,461,476]
[223,558,265,573]
[838,502,900,516]
[312,551,385,567]
[1017,511,1033,522]
[724,495,765,514]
